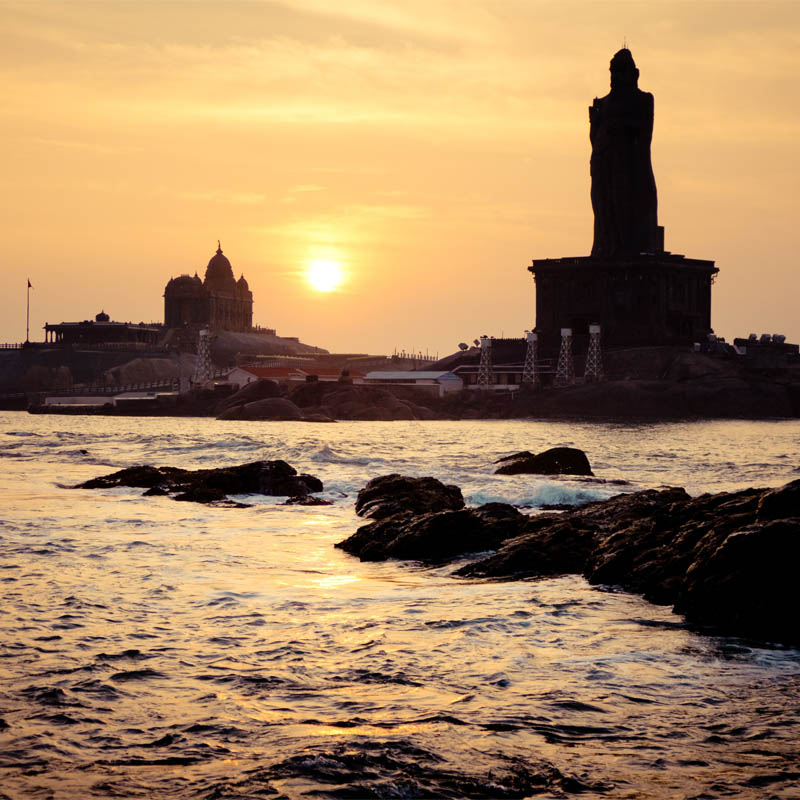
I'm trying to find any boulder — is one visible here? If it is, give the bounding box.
[336,503,525,562]
[287,382,440,421]
[756,479,800,520]
[283,495,333,506]
[217,404,245,420]
[103,357,182,387]
[354,474,465,521]
[289,381,326,408]
[675,518,800,642]
[495,447,593,476]
[411,404,437,421]
[238,397,303,421]
[76,460,323,504]
[79,464,187,490]
[215,379,281,415]
[349,405,395,421]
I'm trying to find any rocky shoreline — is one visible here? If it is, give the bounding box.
[337,474,800,646]
[76,450,800,645]
[210,373,800,421]
[14,346,800,420]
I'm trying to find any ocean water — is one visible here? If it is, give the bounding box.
[1,411,799,799]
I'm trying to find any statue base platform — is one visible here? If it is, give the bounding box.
[528,252,718,354]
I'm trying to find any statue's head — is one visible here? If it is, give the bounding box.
[609,48,639,90]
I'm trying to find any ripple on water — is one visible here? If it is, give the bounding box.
[1,415,800,798]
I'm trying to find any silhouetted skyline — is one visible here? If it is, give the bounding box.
[2,1,798,352]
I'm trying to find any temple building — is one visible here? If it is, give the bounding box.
[44,311,161,348]
[164,243,253,332]
[528,49,718,353]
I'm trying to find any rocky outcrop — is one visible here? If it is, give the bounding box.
[77,460,323,504]
[337,474,484,562]
[103,356,191,387]
[283,495,333,506]
[338,502,525,562]
[467,483,800,643]
[215,379,280,416]
[239,397,303,421]
[336,474,800,644]
[289,383,439,422]
[354,474,464,520]
[495,447,593,476]
[218,397,304,421]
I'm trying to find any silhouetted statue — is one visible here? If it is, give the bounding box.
[590,49,660,257]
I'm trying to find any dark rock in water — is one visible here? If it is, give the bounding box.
[340,475,513,561]
[142,485,170,497]
[464,483,800,644]
[337,502,526,562]
[456,510,599,580]
[173,486,228,504]
[354,474,465,521]
[495,447,594,476]
[674,515,800,639]
[283,495,333,506]
[79,465,188,490]
[76,460,323,505]
[757,479,800,520]
[340,474,800,644]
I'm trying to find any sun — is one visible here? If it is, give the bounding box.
[306,259,343,292]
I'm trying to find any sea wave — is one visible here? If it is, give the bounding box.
[2,413,800,799]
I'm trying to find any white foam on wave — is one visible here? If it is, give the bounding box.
[465,479,620,509]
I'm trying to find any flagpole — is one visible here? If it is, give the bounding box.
[26,279,30,343]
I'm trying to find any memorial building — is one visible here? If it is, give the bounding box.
[529,49,718,353]
[164,243,253,332]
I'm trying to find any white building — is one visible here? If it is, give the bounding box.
[227,365,366,389]
[363,371,463,396]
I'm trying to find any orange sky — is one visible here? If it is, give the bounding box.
[2,1,799,355]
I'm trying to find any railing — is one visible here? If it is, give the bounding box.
[43,341,167,352]
[47,378,180,397]
[391,351,438,362]
[0,343,24,350]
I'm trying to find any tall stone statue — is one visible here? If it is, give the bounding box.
[589,48,660,257]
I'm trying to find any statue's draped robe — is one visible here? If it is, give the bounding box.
[590,87,659,257]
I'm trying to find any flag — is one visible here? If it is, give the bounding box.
[27,279,33,289]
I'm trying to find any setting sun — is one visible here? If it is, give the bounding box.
[307,259,343,292]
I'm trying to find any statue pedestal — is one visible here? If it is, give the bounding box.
[528,253,718,355]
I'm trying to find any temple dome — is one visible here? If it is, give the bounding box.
[95,310,110,322]
[237,274,249,290]
[165,273,204,296]
[204,243,236,292]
